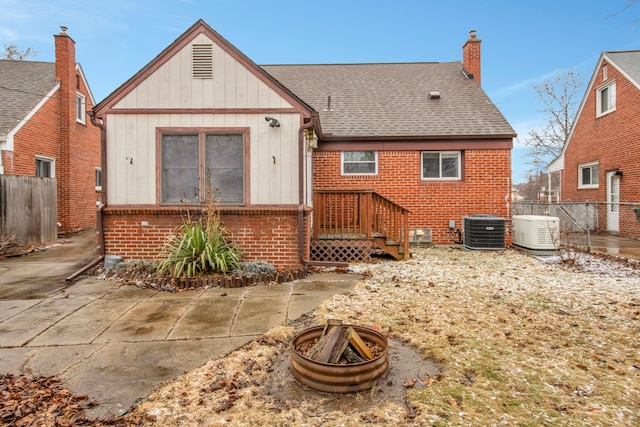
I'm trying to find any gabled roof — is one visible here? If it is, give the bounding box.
[546,49,640,172]
[94,19,313,115]
[605,50,640,90]
[0,60,56,137]
[262,62,516,140]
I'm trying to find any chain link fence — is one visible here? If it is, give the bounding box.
[512,201,640,260]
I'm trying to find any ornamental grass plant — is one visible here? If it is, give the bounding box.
[156,190,241,277]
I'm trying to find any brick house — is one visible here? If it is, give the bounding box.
[0,27,102,235]
[92,20,515,268]
[547,50,640,238]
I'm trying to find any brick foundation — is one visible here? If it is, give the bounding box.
[101,206,311,269]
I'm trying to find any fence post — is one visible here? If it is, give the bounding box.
[586,202,591,253]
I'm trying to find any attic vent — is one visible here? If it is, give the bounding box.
[428,91,441,100]
[192,44,213,78]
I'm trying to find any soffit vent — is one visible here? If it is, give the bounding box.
[192,44,213,79]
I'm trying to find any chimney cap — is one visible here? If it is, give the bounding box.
[469,30,477,39]
[60,26,68,34]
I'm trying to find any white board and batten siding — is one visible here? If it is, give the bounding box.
[107,33,303,206]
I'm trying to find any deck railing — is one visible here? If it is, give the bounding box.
[313,190,410,258]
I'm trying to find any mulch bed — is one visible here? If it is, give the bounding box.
[90,265,310,291]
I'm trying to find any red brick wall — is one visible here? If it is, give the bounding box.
[313,148,512,244]
[102,206,310,269]
[4,31,101,233]
[561,58,640,238]
[5,97,59,174]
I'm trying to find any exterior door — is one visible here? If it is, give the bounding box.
[606,171,620,232]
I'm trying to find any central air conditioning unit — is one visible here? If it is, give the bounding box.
[463,215,505,250]
[512,215,560,251]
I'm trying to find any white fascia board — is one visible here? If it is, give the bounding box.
[5,83,60,151]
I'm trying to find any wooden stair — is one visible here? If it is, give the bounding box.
[312,190,411,263]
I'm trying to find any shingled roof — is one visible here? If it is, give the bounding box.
[0,60,57,138]
[262,61,516,140]
[605,50,640,87]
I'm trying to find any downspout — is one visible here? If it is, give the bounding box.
[66,110,105,281]
[88,111,106,257]
[297,114,348,267]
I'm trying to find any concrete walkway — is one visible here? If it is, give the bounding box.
[0,232,360,418]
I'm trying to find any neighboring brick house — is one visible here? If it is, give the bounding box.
[92,20,515,268]
[547,50,640,238]
[0,27,102,235]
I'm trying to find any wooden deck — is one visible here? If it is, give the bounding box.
[312,190,410,262]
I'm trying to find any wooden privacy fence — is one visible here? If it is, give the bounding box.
[0,176,57,245]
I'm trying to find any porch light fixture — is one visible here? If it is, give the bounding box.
[305,128,318,149]
[265,116,280,127]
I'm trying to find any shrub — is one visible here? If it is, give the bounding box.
[234,261,276,277]
[156,192,242,277]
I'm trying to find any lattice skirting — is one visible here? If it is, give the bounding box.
[310,240,372,263]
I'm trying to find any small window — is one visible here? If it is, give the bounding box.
[95,168,102,191]
[578,162,599,188]
[596,80,616,117]
[35,157,54,178]
[76,93,86,124]
[341,151,378,175]
[421,151,461,180]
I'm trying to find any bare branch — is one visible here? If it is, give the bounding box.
[1,44,38,60]
[523,70,584,169]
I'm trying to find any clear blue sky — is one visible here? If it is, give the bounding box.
[1,0,638,182]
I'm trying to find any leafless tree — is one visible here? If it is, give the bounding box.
[1,44,38,60]
[523,71,584,171]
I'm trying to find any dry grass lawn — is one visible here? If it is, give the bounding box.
[130,247,640,426]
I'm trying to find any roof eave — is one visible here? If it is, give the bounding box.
[321,133,517,142]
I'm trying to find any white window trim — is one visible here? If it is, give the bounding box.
[596,79,616,117]
[341,151,378,175]
[95,167,102,191]
[578,161,599,189]
[35,155,55,178]
[421,151,462,181]
[76,92,86,124]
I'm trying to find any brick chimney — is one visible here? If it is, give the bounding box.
[53,26,76,231]
[54,26,76,124]
[462,30,481,85]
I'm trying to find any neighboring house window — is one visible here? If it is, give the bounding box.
[95,168,102,191]
[35,156,54,178]
[578,162,599,188]
[341,151,377,175]
[596,80,616,117]
[76,92,86,124]
[421,151,461,180]
[160,132,244,204]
